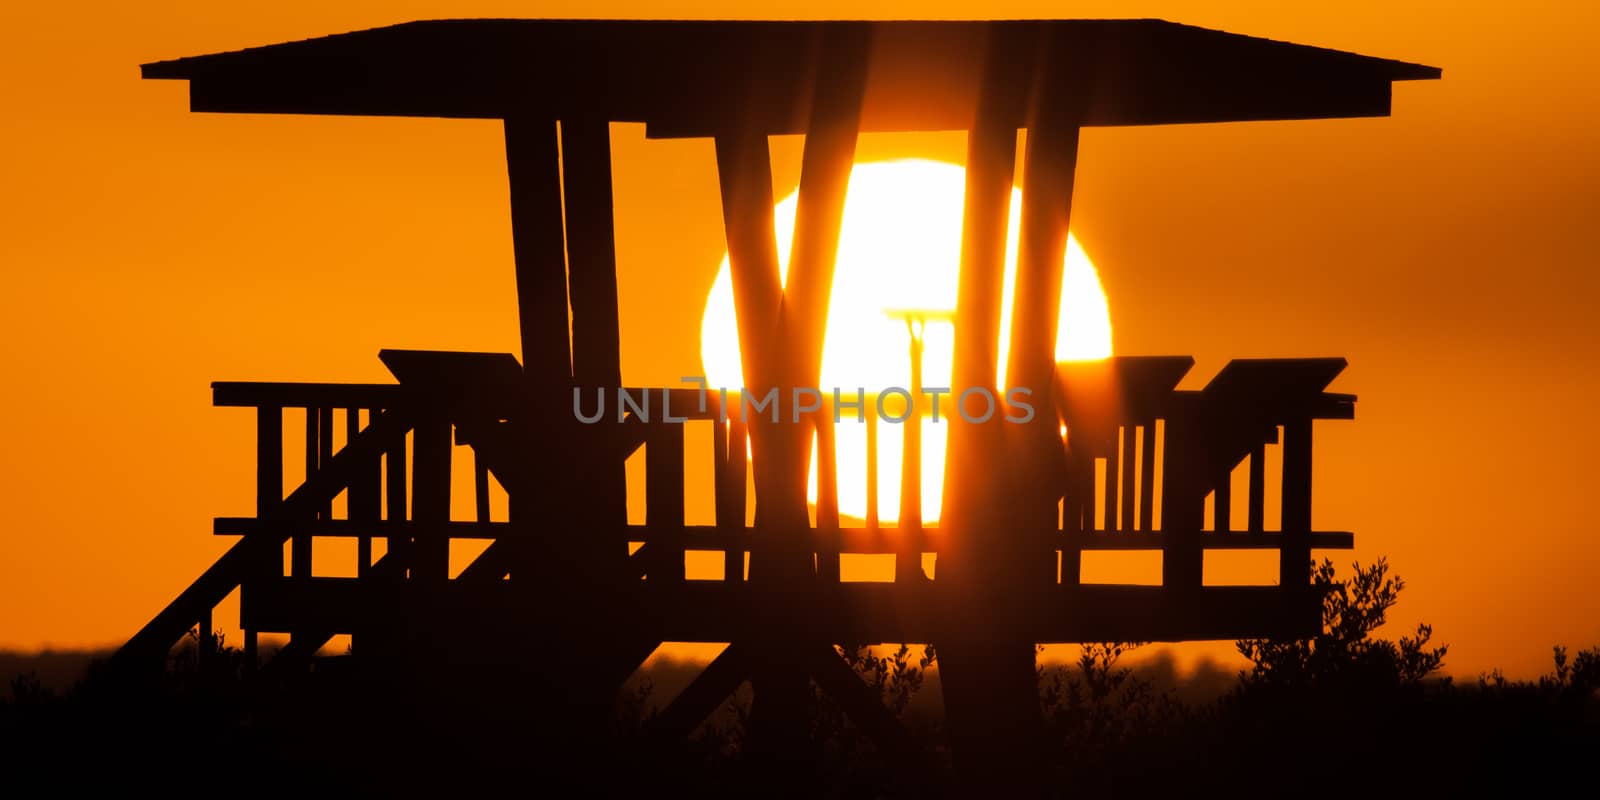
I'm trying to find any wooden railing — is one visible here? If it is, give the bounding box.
[116,352,1358,670]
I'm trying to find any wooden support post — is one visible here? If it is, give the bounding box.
[411,417,452,583]
[941,78,1021,546]
[721,25,869,776]
[561,117,629,546]
[503,116,572,386]
[712,130,785,536]
[719,417,748,582]
[561,117,623,395]
[474,454,491,529]
[936,25,1050,794]
[1060,446,1083,586]
[1161,404,1205,589]
[1281,419,1313,590]
[645,424,686,583]
[815,407,842,583]
[898,329,924,581]
[505,114,577,585]
[1006,118,1081,538]
[254,404,283,656]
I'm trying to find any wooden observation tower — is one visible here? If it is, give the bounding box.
[122,19,1439,788]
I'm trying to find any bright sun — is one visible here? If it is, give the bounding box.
[700,158,1111,524]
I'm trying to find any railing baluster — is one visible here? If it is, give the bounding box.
[1060,423,1081,587]
[1214,464,1231,533]
[1248,441,1266,533]
[1139,421,1157,533]
[815,401,841,583]
[864,403,879,532]
[1119,424,1134,531]
[1103,432,1119,532]
[294,406,317,579]
[713,415,737,582]
[385,429,409,576]
[319,406,334,517]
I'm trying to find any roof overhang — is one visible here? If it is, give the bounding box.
[141,19,1441,137]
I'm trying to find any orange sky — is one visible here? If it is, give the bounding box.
[1,1,1596,678]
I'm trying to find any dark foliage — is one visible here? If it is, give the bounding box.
[4,561,1596,796]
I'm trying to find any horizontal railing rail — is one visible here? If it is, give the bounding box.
[118,353,1359,672]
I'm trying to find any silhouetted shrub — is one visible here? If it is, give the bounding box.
[1236,557,1447,695]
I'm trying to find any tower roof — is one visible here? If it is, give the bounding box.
[141,19,1440,136]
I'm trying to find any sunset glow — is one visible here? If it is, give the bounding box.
[699,159,1112,522]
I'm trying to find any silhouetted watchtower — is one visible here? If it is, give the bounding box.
[122,19,1438,789]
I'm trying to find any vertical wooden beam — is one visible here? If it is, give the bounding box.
[1005,125,1080,389]
[898,330,924,581]
[256,406,283,519]
[713,133,783,393]
[713,131,785,516]
[1161,403,1204,590]
[474,455,492,529]
[645,424,686,583]
[815,411,842,583]
[254,404,283,657]
[1005,121,1081,537]
[1281,419,1313,591]
[561,117,623,393]
[504,116,573,387]
[411,417,452,583]
[737,26,869,778]
[1059,425,1082,587]
[941,65,1024,544]
[504,115,575,586]
[935,25,1050,794]
[561,117,629,542]
[720,417,748,582]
